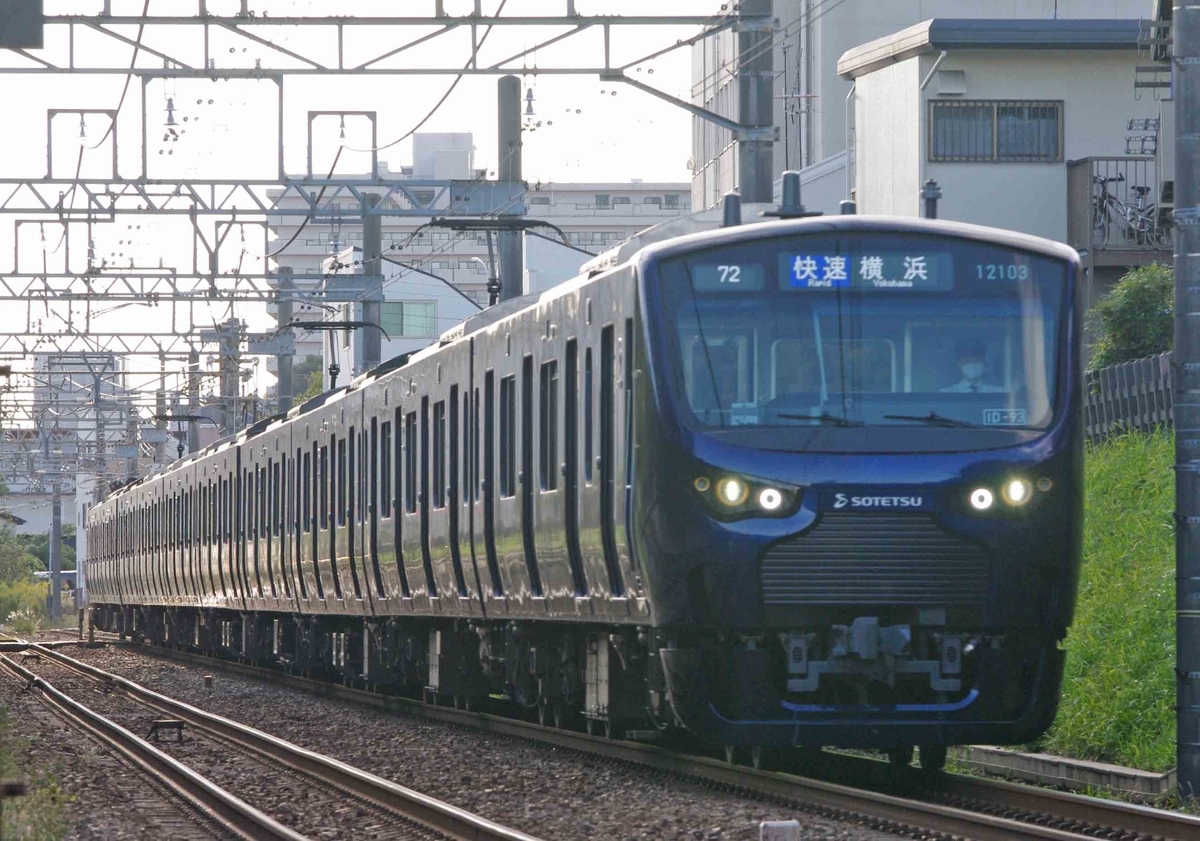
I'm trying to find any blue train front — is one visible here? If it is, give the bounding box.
[630,216,1082,754]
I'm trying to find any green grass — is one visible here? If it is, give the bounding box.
[0,705,72,840]
[1035,430,1176,772]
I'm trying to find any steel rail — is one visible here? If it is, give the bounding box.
[0,653,307,841]
[32,644,542,841]
[82,639,1198,841]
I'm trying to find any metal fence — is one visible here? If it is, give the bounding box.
[1084,352,1173,443]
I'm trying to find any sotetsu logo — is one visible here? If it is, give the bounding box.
[833,493,924,509]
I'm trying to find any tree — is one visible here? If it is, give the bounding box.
[1087,263,1174,370]
[15,525,76,572]
[0,525,39,584]
[293,354,324,402]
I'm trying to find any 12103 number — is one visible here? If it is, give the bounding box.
[976,263,1030,280]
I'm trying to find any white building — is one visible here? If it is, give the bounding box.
[838,17,1172,305]
[690,0,1150,213]
[265,133,691,381]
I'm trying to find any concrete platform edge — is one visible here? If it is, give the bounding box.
[953,745,1175,798]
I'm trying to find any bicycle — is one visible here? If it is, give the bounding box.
[1091,174,1165,247]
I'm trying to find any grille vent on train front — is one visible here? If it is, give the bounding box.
[760,513,991,607]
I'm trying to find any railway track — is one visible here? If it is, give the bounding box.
[0,652,305,841]
[68,636,1200,841]
[11,643,542,841]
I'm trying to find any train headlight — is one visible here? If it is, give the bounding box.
[717,477,749,507]
[969,487,994,511]
[694,470,799,519]
[1002,478,1032,506]
[758,488,783,511]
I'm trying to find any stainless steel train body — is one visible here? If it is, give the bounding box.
[87,215,1083,755]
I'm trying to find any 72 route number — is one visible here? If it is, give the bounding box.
[718,265,742,283]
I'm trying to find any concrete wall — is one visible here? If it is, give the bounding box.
[854,56,922,216]
[853,48,1159,241]
[693,0,1149,208]
[776,0,1149,172]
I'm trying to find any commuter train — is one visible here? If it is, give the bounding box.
[86,212,1083,770]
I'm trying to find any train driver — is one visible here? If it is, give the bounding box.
[940,339,1006,393]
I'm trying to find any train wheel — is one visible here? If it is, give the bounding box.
[887,746,913,770]
[919,744,947,773]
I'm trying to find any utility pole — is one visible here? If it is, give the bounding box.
[737,0,775,203]
[187,350,200,453]
[497,75,524,302]
[362,193,383,371]
[49,480,61,623]
[215,318,242,436]
[276,268,295,415]
[1176,0,1200,798]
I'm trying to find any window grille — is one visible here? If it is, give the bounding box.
[929,100,1062,162]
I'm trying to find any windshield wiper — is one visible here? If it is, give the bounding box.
[778,412,865,427]
[883,412,981,428]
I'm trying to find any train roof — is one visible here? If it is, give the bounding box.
[634,214,1082,267]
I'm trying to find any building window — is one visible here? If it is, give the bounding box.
[643,196,662,206]
[595,194,611,209]
[929,100,1062,162]
[664,194,680,209]
[612,196,631,205]
[529,196,551,205]
[380,301,437,337]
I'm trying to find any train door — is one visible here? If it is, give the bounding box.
[529,296,580,617]
[296,418,323,615]
[313,399,343,614]
[332,390,368,616]
[426,345,480,617]
[363,377,403,611]
[399,370,437,612]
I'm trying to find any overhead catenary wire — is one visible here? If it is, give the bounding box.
[49,0,152,259]
[254,0,512,262]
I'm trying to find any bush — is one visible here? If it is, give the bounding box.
[1037,431,1175,771]
[1087,263,1174,370]
[0,580,45,629]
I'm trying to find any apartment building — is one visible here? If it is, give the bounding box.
[265,133,690,377]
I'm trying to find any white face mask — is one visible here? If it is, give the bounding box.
[961,362,985,381]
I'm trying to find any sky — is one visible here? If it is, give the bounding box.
[0,0,727,412]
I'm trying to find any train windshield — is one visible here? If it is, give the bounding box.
[654,232,1068,442]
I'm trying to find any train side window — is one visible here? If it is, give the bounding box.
[451,386,458,506]
[404,412,418,513]
[585,347,594,484]
[348,429,357,525]
[302,451,312,533]
[357,428,366,524]
[337,436,347,527]
[273,460,282,538]
[381,421,392,519]
[473,386,481,502]
[260,466,269,539]
[521,355,542,596]
[433,400,446,509]
[319,445,329,530]
[499,374,516,498]
[539,360,559,491]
